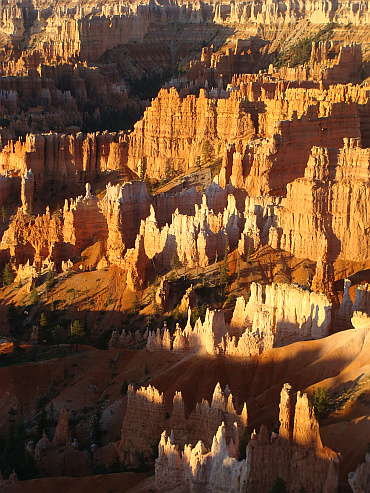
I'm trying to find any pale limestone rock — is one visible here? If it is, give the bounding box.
[52,407,71,447]
[121,382,248,469]
[351,311,370,329]
[35,430,50,460]
[279,383,293,444]
[61,259,73,271]
[124,233,150,291]
[348,452,370,493]
[156,383,339,493]
[30,326,38,345]
[293,391,323,451]
[229,283,331,350]
[21,169,34,214]
[156,279,170,310]
[178,285,197,314]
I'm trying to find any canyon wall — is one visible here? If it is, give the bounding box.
[147,281,331,356]
[155,383,339,493]
[0,131,129,192]
[118,382,248,466]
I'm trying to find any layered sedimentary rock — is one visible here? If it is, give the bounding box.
[118,382,247,466]
[155,383,339,493]
[0,131,130,192]
[137,191,239,273]
[277,141,370,262]
[229,282,332,346]
[263,42,362,87]
[127,87,256,179]
[0,206,62,265]
[147,282,331,357]
[126,79,366,196]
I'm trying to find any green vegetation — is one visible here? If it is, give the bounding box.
[45,270,55,292]
[269,476,289,493]
[2,263,13,286]
[131,293,140,314]
[121,380,129,395]
[275,23,338,68]
[30,284,39,304]
[70,319,86,351]
[0,421,38,480]
[313,387,331,421]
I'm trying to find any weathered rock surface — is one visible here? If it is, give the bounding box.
[52,407,71,447]
[348,452,370,493]
[155,383,339,493]
[118,382,247,467]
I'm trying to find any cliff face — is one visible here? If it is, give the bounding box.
[147,281,331,356]
[118,382,247,466]
[277,141,370,262]
[155,383,339,493]
[127,88,256,179]
[126,79,367,195]
[229,283,332,346]
[0,131,129,192]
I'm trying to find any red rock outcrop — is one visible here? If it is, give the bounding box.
[277,141,370,262]
[147,281,331,357]
[155,383,339,493]
[127,87,256,179]
[0,131,129,191]
[229,282,331,346]
[52,407,71,447]
[119,382,247,467]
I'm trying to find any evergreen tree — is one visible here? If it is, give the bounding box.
[45,270,55,292]
[71,320,85,351]
[131,294,139,314]
[39,312,48,343]
[313,387,331,421]
[269,476,289,493]
[30,284,39,304]
[52,325,63,346]
[170,251,181,274]
[2,263,13,286]
[152,288,159,314]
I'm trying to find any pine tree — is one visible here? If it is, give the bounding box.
[131,294,139,314]
[45,270,55,292]
[39,312,48,343]
[269,476,289,493]
[152,288,159,315]
[30,284,39,304]
[313,387,331,421]
[2,263,13,286]
[71,320,85,351]
[52,325,63,346]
